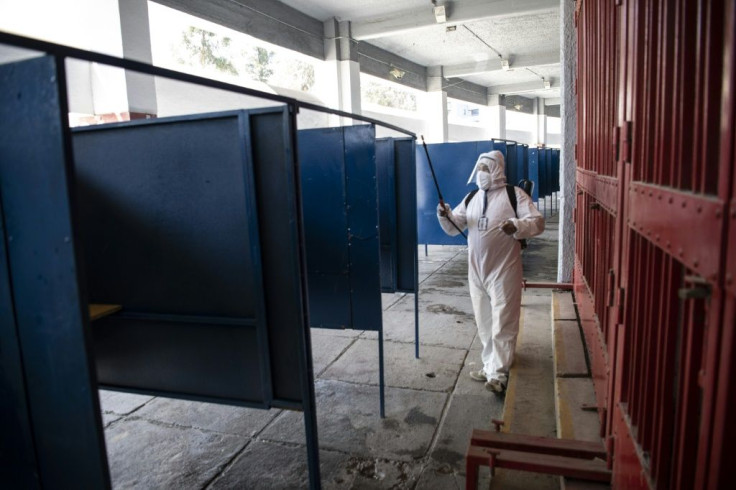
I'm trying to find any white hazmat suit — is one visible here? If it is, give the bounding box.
[437,150,544,390]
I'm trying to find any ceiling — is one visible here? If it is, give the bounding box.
[279,0,561,100]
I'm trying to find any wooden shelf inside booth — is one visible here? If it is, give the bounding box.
[88,304,122,322]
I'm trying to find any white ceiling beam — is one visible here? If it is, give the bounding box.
[351,0,559,40]
[488,79,561,95]
[443,51,560,77]
[544,97,561,105]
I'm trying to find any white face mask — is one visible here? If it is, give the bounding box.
[476,171,492,190]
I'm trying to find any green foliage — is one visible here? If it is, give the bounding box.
[363,81,417,111]
[176,27,316,92]
[180,27,238,75]
[244,47,274,82]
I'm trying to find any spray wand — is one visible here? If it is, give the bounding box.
[420,135,467,239]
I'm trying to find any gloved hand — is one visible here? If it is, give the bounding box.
[437,202,451,217]
[500,219,517,235]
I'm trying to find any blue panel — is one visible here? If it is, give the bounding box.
[73,110,283,405]
[376,139,398,292]
[0,55,110,488]
[344,125,382,331]
[417,141,492,245]
[377,137,417,293]
[247,108,313,404]
[538,148,548,197]
[299,128,351,328]
[528,148,540,202]
[517,145,529,182]
[505,142,518,186]
[544,148,554,196]
[551,149,560,192]
[394,138,418,293]
[74,116,259,318]
[299,126,382,331]
[0,183,40,489]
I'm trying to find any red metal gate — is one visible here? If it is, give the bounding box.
[574,0,735,488]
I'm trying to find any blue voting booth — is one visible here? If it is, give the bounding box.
[299,125,382,332]
[0,52,321,489]
[298,127,420,415]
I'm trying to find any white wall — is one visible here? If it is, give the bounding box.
[448,123,492,142]
[0,0,130,114]
[155,77,280,117]
[362,109,425,139]
[506,129,534,145]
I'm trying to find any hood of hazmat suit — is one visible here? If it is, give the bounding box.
[467,150,506,189]
[436,150,545,384]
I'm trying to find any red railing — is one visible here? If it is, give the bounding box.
[574,0,735,488]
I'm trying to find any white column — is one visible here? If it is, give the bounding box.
[322,19,361,124]
[535,97,547,146]
[558,0,577,282]
[486,94,506,139]
[118,0,157,117]
[423,66,448,142]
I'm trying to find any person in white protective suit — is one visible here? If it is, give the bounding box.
[437,150,544,393]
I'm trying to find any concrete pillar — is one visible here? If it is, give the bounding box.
[535,98,547,146]
[323,18,361,122]
[118,0,157,117]
[558,0,577,282]
[423,66,448,142]
[486,94,506,139]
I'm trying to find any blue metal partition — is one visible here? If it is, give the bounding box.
[551,149,560,192]
[299,125,385,416]
[393,139,418,293]
[298,125,382,332]
[376,137,418,294]
[505,142,519,186]
[517,144,529,182]
[2,53,321,488]
[377,139,399,292]
[538,147,549,198]
[73,108,309,406]
[376,137,419,358]
[528,148,540,202]
[0,55,111,489]
[416,141,492,245]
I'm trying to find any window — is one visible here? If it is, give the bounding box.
[360,73,419,113]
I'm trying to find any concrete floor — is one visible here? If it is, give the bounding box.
[99,201,567,489]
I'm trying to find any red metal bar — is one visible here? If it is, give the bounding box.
[628,183,724,282]
[596,175,618,217]
[651,254,679,488]
[612,405,649,489]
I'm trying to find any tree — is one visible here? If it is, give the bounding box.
[363,80,417,111]
[179,26,238,75]
[243,47,274,83]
